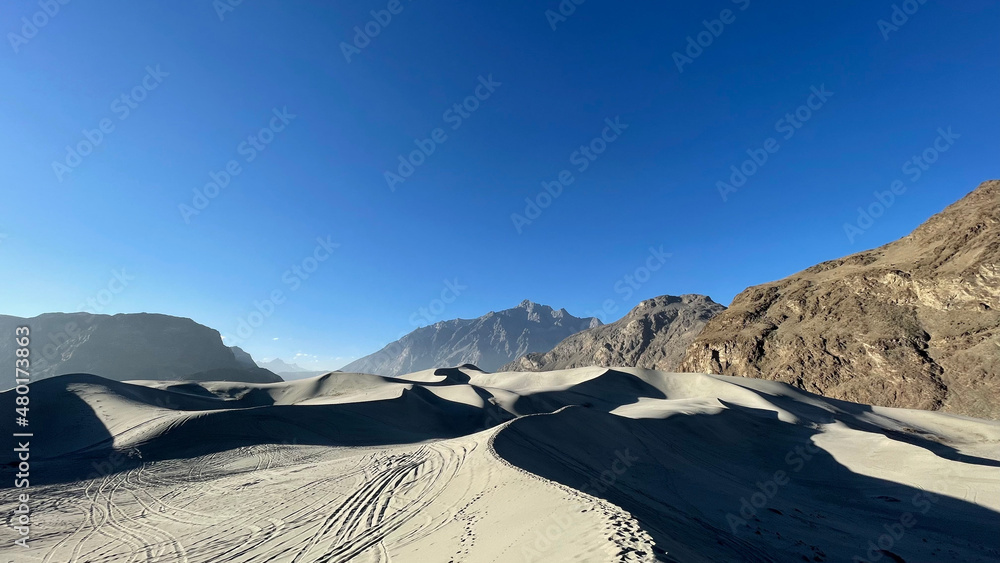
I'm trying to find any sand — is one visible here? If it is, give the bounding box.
[1,366,998,562]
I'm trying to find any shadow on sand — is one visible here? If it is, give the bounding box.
[493,402,1000,563]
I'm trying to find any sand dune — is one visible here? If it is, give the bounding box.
[2,366,998,562]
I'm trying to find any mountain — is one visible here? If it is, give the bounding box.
[502,294,725,372]
[257,358,329,380]
[340,300,601,375]
[230,345,258,368]
[257,358,309,373]
[680,180,1000,419]
[0,312,282,389]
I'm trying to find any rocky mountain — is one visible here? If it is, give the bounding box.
[0,312,282,389]
[680,180,1000,419]
[502,294,725,372]
[230,345,258,368]
[340,300,601,376]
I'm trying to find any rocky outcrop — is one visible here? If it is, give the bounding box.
[679,180,1000,419]
[230,346,259,369]
[502,295,725,372]
[341,300,601,376]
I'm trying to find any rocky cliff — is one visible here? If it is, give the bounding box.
[679,180,1000,419]
[502,294,725,372]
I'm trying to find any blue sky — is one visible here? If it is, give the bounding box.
[1,1,997,369]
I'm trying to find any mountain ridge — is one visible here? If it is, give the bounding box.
[679,180,1000,419]
[340,300,601,376]
[0,312,282,389]
[502,294,725,372]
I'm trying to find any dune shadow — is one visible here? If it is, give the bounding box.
[492,404,1000,563]
[512,368,666,414]
[433,366,473,383]
[138,385,492,459]
[0,380,125,488]
[754,389,1000,468]
[8,382,498,487]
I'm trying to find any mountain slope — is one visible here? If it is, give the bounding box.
[0,312,282,389]
[680,180,1000,418]
[341,300,601,375]
[230,345,258,368]
[502,294,724,372]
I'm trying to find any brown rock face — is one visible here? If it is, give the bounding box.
[679,180,1000,419]
[503,295,725,372]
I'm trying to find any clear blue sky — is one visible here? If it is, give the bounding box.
[1,1,997,369]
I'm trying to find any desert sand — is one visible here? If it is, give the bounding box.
[2,366,998,562]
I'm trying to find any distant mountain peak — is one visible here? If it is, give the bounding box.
[257,358,309,373]
[503,294,724,373]
[514,299,549,315]
[341,302,600,376]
